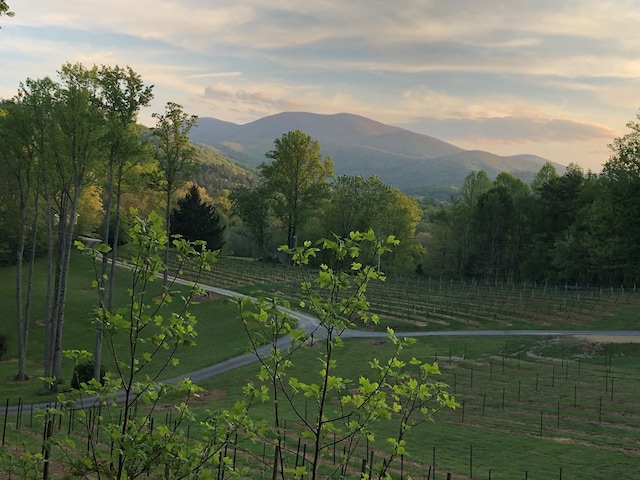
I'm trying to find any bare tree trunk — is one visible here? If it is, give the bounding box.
[163,188,171,288]
[14,197,27,380]
[43,198,55,379]
[94,158,115,380]
[16,188,41,380]
[108,173,124,311]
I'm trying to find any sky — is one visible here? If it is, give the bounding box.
[1,1,639,172]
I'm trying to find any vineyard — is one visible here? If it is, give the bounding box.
[2,255,640,479]
[190,256,640,332]
[2,336,639,479]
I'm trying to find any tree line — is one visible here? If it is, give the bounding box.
[2,61,639,387]
[0,63,421,386]
[0,63,201,385]
[422,114,640,286]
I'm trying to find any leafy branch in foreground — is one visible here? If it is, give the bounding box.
[7,210,246,480]
[238,230,458,480]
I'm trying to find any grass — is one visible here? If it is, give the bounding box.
[179,335,640,479]
[187,256,640,332]
[2,253,640,478]
[0,252,248,404]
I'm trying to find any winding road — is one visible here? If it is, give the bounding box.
[4,278,640,414]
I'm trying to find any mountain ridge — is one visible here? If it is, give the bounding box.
[190,111,563,196]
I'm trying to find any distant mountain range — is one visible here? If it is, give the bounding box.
[189,112,563,197]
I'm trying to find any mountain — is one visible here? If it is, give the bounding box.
[191,143,259,193]
[190,112,562,196]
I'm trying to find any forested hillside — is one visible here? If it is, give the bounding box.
[191,143,258,193]
[190,112,561,198]
[423,122,640,286]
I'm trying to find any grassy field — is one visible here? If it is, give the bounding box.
[175,335,640,479]
[1,253,640,478]
[0,252,248,404]
[186,256,640,332]
[3,335,637,479]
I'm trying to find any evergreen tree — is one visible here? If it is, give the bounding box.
[170,184,226,251]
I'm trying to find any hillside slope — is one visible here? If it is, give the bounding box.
[190,112,562,194]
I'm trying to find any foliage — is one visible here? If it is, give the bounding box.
[23,210,240,479]
[0,0,13,21]
[0,333,8,360]
[259,130,335,249]
[319,175,424,272]
[149,102,198,199]
[149,101,198,287]
[230,185,273,258]
[237,230,457,479]
[171,183,226,251]
[421,122,640,285]
[70,360,104,389]
[192,143,259,193]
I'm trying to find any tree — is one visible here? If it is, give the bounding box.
[93,65,153,381]
[259,130,334,250]
[530,162,559,195]
[598,113,640,283]
[33,211,233,479]
[0,0,13,23]
[323,175,389,238]
[171,184,226,251]
[150,102,198,287]
[423,171,491,278]
[35,64,106,389]
[238,231,457,479]
[230,185,272,258]
[0,98,40,380]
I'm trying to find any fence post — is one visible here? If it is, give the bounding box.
[539,410,543,436]
[433,446,436,480]
[2,398,8,446]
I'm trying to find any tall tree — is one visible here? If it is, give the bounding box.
[259,130,334,249]
[534,164,586,282]
[18,77,58,382]
[93,65,153,380]
[170,184,226,251]
[322,175,422,272]
[436,171,491,277]
[0,98,40,380]
[149,102,197,286]
[599,113,640,283]
[46,63,105,388]
[323,175,387,238]
[230,185,272,258]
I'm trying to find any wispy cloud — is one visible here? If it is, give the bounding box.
[1,0,638,171]
[188,72,242,79]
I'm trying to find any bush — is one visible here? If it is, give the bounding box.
[71,361,105,389]
[0,334,8,360]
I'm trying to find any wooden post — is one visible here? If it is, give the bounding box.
[1,398,8,446]
[539,410,543,436]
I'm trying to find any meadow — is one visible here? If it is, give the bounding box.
[1,254,639,478]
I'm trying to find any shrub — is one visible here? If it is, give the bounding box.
[71,361,105,389]
[0,333,8,360]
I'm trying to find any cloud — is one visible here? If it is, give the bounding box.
[3,0,638,172]
[203,84,303,113]
[187,72,241,79]
[400,116,617,144]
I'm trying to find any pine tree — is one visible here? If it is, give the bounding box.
[170,184,226,251]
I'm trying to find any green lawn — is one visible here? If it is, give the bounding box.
[2,253,640,478]
[0,252,247,404]
[186,335,640,479]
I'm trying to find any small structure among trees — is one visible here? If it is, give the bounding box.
[171,184,226,251]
